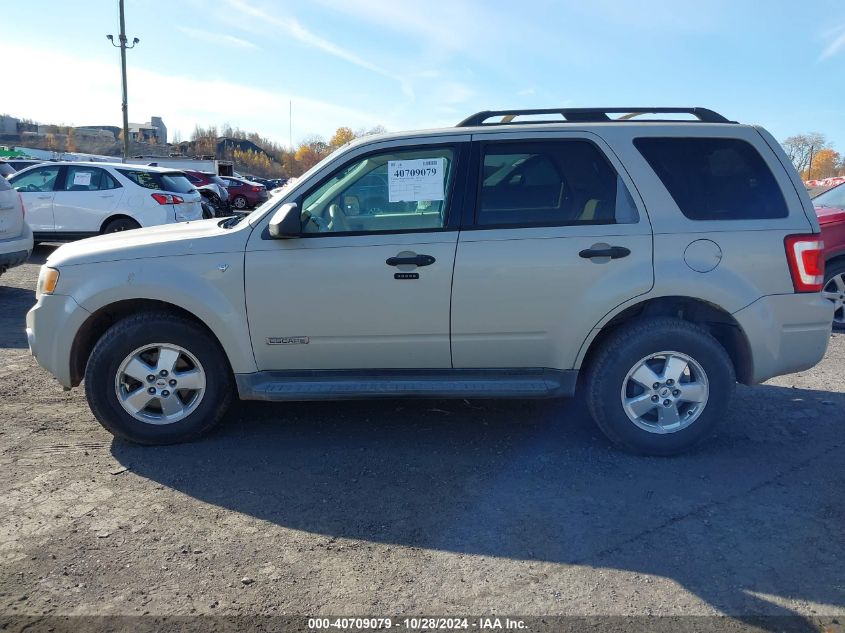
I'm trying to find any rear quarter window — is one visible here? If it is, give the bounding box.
[118,170,196,193]
[634,137,788,221]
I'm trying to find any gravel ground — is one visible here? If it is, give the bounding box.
[0,246,843,628]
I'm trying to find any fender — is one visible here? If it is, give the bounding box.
[58,252,257,374]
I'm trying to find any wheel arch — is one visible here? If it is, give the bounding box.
[70,299,234,387]
[577,295,754,385]
[100,214,140,233]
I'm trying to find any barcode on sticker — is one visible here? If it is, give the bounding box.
[423,160,438,166]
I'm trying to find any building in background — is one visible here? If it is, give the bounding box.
[128,116,167,144]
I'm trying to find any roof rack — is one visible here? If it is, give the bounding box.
[456,107,733,127]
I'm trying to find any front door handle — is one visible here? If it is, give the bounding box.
[386,254,436,267]
[579,246,631,260]
[37,195,52,199]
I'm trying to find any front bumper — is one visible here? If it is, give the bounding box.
[26,293,91,388]
[733,293,833,384]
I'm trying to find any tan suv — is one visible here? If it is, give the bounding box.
[26,107,833,454]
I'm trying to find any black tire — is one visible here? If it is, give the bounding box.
[822,258,845,331]
[585,318,735,456]
[84,312,234,445]
[102,217,141,234]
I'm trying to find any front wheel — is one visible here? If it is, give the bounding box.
[585,318,735,455]
[84,312,233,444]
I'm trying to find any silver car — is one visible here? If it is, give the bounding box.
[26,107,832,454]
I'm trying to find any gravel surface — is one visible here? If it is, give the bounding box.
[1,246,843,626]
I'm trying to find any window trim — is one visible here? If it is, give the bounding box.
[467,137,636,231]
[289,141,468,239]
[632,135,790,222]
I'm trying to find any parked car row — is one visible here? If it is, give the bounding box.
[6,162,204,240]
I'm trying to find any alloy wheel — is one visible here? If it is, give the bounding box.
[114,344,206,425]
[620,351,709,434]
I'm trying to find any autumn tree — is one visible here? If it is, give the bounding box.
[805,148,840,180]
[330,126,356,149]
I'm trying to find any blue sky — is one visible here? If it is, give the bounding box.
[2,0,844,149]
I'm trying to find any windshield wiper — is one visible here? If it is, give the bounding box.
[220,215,246,229]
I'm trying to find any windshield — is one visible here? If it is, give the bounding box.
[813,184,845,209]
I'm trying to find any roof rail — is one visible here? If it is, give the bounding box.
[456,107,733,127]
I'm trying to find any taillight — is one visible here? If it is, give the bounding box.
[151,193,184,205]
[784,234,825,292]
[18,192,25,217]
[251,186,262,192]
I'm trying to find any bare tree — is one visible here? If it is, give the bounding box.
[782,133,828,175]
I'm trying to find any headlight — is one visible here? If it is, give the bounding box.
[36,267,60,298]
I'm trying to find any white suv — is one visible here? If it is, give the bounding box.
[8,162,202,240]
[26,107,833,455]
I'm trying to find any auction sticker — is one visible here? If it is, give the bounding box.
[388,158,445,203]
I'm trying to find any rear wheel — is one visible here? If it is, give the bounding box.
[585,318,735,455]
[822,259,845,331]
[232,195,249,210]
[102,217,141,234]
[84,312,233,444]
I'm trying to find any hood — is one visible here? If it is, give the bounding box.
[814,205,845,226]
[47,218,251,268]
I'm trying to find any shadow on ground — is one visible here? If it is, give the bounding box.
[0,245,55,348]
[112,382,845,626]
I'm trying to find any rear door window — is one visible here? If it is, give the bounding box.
[477,140,639,227]
[63,166,120,191]
[634,137,788,220]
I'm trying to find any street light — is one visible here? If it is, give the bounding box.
[106,0,140,163]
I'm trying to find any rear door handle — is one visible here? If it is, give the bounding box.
[579,246,631,260]
[386,254,436,267]
[37,195,52,199]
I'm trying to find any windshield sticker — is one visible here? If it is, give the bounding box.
[72,172,92,187]
[388,158,445,203]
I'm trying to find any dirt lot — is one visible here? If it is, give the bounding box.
[1,246,843,627]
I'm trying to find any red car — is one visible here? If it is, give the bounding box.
[813,183,845,329]
[221,176,268,211]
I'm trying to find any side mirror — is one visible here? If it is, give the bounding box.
[268,202,301,238]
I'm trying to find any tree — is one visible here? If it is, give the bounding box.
[806,148,840,180]
[330,126,356,149]
[782,133,827,176]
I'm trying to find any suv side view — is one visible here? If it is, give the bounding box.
[26,107,833,455]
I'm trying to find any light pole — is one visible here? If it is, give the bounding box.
[107,0,139,163]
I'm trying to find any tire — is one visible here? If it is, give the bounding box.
[102,217,141,234]
[232,195,248,210]
[585,318,735,456]
[822,259,845,331]
[84,312,234,445]
[200,199,214,219]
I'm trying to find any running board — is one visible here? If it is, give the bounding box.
[235,368,578,401]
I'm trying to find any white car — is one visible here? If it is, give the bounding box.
[8,162,203,241]
[0,174,33,275]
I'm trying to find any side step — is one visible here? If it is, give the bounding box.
[235,368,578,401]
